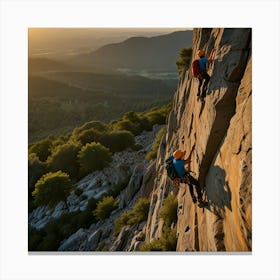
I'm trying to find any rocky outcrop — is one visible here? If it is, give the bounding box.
[58,228,88,251]
[119,164,144,209]
[110,225,136,251]
[41,126,161,251]
[28,127,162,230]
[145,28,252,251]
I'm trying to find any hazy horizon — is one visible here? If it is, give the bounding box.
[28,27,191,59]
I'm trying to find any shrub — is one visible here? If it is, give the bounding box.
[141,104,172,128]
[28,153,47,210]
[50,135,67,151]
[93,196,119,220]
[138,116,151,131]
[32,171,74,208]
[114,197,150,235]
[145,111,166,126]
[124,111,141,123]
[139,228,177,251]
[75,128,102,146]
[100,130,135,152]
[29,138,53,162]
[111,105,171,137]
[78,142,112,176]
[176,47,193,75]
[72,120,108,136]
[113,119,140,135]
[130,197,150,224]
[47,141,81,179]
[114,210,134,235]
[159,194,178,227]
[146,127,166,160]
[28,153,47,189]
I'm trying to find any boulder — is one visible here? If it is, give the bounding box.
[110,225,135,251]
[58,228,88,251]
[119,164,144,209]
[128,231,145,251]
[84,229,103,251]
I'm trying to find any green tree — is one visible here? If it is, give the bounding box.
[100,130,135,152]
[138,116,151,131]
[130,197,150,224]
[78,142,112,176]
[114,210,134,236]
[113,119,140,135]
[29,138,53,162]
[72,120,108,136]
[124,111,140,123]
[141,104,171,127]
[32,171,74,208]
[75,128,102,146]
[145,111,166,126]
[47,141,81,179]
[93,196,119,220]
[28,153,47,211]
[114,197,150,235]
[176,47,193,75]
[139,228,177,251]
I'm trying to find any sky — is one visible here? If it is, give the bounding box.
[28,27,189,58]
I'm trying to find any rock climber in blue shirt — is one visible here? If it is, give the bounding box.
[166,147,206,207]
[197,49,215,102]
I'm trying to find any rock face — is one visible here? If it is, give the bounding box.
[145,28,252,251]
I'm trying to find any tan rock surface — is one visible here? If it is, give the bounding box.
[145,28,252,252]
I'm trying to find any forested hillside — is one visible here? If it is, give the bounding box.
[28,104,171,250]
[29,74,174,142]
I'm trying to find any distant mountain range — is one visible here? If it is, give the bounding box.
[71,30,193,72]
[29,57,71,72]
[28,30,192,142]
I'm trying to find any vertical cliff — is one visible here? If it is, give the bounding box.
[145,28,252,251]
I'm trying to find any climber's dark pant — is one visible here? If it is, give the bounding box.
[197,71,210,98]
[180,173,203,201]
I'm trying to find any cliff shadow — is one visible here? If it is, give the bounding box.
[204,165,232,216]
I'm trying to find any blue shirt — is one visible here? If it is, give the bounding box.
[199,56,208,71]
[173,159,187,177]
